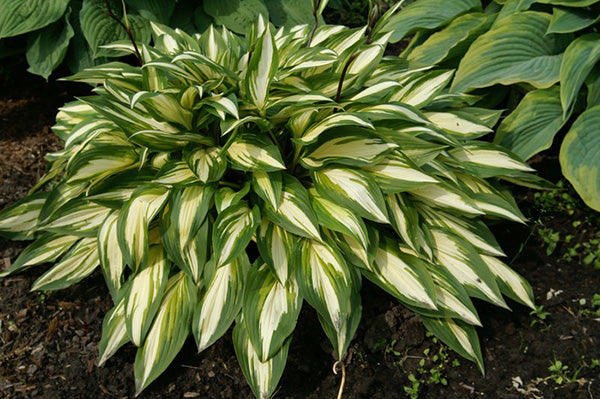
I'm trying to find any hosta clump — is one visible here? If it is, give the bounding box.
[0,13,538,398]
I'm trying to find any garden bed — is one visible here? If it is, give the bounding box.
[0,62,599,399]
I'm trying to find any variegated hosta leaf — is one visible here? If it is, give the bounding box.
[252,171,283,210]
[0,233,78,277]
[309,188,369,251]
[42,199,111,237]
[429,229,506,307]
[98,212,126,301]
[242,263,301,361]
[390,70,455,108]
[421,266,481,327]
[66,144,139,183]
[300,130,397,169]
[214,183,251,213]
[364,151,438,193]
[420,206,505,257]
[480,255,535,309]
[0,193,47,240]
[160,184,214,276]
[99,295,129,366]
[227,132,286,171]
[31,237,99,291]
[422,316,484,372]
[313,167,389,223]
[233,321,291,399]
[295,238,361,358]
[212,202,260,267]
[364,238,437,310]
[298,112,374,145]
[386,193,421,252]
[134,272,197,394]
[117,186,170,271]
[448,143,535,178]
[245,24,278,112]
[256,219,295,284]
[263,174,321,240]
[193,256,249,352]
[125,246,170,346]
[410,184,483,216]
[184,146,227,183]
[425,111,492,139]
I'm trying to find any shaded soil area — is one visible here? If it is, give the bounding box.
[1,63,599,399]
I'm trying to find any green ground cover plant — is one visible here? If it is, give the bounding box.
[0,1,543,398]
[378,0,600,212]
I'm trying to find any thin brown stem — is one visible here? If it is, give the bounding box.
[104,0,143,66]
[333,360,347,399]
[334,53,357,104]
[306,9,319,47]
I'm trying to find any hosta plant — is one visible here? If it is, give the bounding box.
[378,0,600,211]
[0,8,538,398]
[0,0,314,79]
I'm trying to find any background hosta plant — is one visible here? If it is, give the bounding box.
[378,0,600,211]
[0,5,538,398]
[0,0,314,79]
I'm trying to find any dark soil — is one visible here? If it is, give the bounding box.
[1,62,599,399]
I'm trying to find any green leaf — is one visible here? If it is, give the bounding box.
[452,12,570,93]
[26,11,74,79]
[204,0,269,34]
[125,246,170,346]
[227,132,286,171]
[548,6,599,34]
[80,0,150,58]
[134,272,196,394]
[0,233,78,277]
[313,167,389,223]
[31,237,100,291]
[425,111,492,139]
[0,192,47,240]
[243,263,301,361]
[559,105,600,211]
[560,33,600,116]
[386,193,421,252]
[407,12,493,68]
[447,142,535,177]
[117,186,170,271]
[295,238,361,358]
[244,23,278,111]
[66,144,139,183]
[212,202,260,267]
[391,70,455,109]
[125,0,175,24]
[0,0,70,38]
[193,255,249,351]
[256,219,295,284]
[263,174,321,240]
[233,321,291,399]
[381,0,481,43]
[495,87,567,160]
[265,0,314,26]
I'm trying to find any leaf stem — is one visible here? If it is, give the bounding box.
[104,0,143,66]
[306,1,321,47]
[334,53,357,104]
[333,360,347,399]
